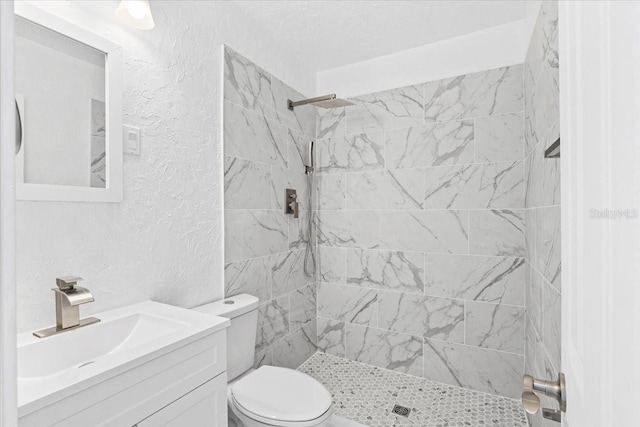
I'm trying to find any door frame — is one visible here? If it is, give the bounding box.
[0,0,17,425]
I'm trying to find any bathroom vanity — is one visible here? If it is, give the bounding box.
[17,301,230,427]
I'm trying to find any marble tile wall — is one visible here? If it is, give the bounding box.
[523,2,561,426]
[315,63,526,399]
[223,47,317,369]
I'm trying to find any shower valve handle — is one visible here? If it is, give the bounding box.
[289,199,299,218]
[285,189,299,218]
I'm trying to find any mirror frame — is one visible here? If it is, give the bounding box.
[14,2,123,203]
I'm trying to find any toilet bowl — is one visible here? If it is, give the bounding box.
[228,366,333,427]
[194,295,334,427]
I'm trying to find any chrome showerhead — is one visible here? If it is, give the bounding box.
[287,94,354,111]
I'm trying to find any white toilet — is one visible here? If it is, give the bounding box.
[194,294,334,427]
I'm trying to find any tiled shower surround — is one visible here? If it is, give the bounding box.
[315,66,527,399]
[523,2,561,426]
[222,30,557,404]
[223,47,318,369]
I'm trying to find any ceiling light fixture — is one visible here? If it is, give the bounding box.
[116,0,155,30]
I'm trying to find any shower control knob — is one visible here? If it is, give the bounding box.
[285,188,299,218]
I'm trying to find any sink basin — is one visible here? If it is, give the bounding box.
[17,301,229,416]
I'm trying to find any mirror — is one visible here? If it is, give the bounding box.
[14,3,123,202]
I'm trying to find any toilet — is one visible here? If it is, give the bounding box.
[194,294,334,427]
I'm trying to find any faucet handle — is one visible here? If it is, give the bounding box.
[56,276,83,291]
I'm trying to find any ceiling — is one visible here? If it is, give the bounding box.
[230,0,527,73]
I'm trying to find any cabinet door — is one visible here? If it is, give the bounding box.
[136,373,227,427]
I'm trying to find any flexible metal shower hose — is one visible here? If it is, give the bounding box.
[303,171,316,277]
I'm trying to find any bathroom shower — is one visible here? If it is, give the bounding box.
[303,140,315,277]
[287,94,354,277]
[287,93,354,111]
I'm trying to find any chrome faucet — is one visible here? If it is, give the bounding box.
[33,276,100,338]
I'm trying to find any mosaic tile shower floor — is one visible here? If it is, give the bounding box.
[298,352,528,427]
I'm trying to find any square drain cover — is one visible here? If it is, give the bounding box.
[392,404,411,417]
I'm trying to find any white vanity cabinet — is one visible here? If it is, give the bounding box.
[135,373,227,427]
[17,302,230,427]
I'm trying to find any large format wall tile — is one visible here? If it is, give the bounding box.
[224,47,274,117]
[225,210,288,263]
[316,132,385,173]
[272,320,317,369]
[224,256,271,301]
[524,3,558,156]
[271,79,316,137]
[288,129,314,172]
[318,246,346,283]
[290,284,317,330]
[256,296,289,353]
[270,166,309,211]
[224,157,272,209]
[424,254,524,306]
[385,120,474,169]
[288,210,313,250]
[543,284,561,371]
[316,107,346,140]
[316,174,346,210]
[423,161,524,209]
[474,112,524,162]
[525,137,560,208]
[346,169,424,210]
[346,324,423,376]
[317,283,377,325]
[346,249,424,294]
[378,291,464,343]
[534,206,561,290]
[254,348,272,369]
[469,209,525,257]
[381,210,468,254]
[423,339,524,398]
[424,65,523,123]
[465,301,524,354]
[317,210,380,249]
[224,100,288,167]
[524,2,560,423]
[271,249,312,297]
[526,263,544,335]
[317,318,346,357]
[346,84,424,134]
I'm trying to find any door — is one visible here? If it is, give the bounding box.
[560,1,640,425]
[0,1,17,426]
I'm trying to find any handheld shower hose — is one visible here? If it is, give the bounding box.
[303,140,316,277]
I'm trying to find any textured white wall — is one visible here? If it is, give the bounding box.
[16,0,313,332]
[316,20,526,98]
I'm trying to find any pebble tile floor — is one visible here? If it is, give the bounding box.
[298,352,528,427]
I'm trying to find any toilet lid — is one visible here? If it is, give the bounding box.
[231,366,332,423]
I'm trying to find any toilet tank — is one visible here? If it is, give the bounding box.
[193,294,259,381]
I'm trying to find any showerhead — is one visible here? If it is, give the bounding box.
[287,94,354,111]
[311,98,355,109]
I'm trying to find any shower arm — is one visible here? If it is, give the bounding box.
[287,94,337,111]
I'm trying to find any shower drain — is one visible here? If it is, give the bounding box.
[391,404,411,417]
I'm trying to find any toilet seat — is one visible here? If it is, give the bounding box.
[230,366,333,426]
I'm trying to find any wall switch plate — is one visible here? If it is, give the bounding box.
[123,125,141,155]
